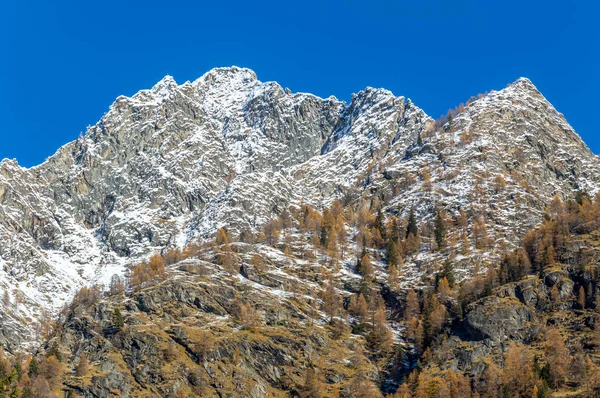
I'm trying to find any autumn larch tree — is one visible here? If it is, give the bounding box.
[320,208,335,247]
[370,302,393,353]
[321,275,341,324]
[545,327,570,389]
[302,367,321,398]
[437,277,450,304]
[215,227,229,245]
[358,253,373,281]
[404,290,420,323]
[502,343,535,396]
[76,354,89,377]
[578,285,586,309]
[425,294,447,342]
[350,293,369,326]
[263,219,281,246]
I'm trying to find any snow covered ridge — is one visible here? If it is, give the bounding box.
[0,66,598,350]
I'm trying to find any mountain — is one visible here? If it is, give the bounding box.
[0,67,598,396]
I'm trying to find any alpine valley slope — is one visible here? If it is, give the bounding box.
[0,66,598,352]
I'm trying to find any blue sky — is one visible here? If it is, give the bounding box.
[1,1,598,167]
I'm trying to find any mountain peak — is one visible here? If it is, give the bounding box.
[193,66,258,87]
[150,74,178,94]
[504,76,542,96]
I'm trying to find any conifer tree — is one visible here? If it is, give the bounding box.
[279,209,292,230]
[406,209,418,238]
[388,264,399,289]
[112,308,125,331]
[76,354,89,377]
[322,275,341,323]
[374,209,386,240]
[387,239,399,267]
[503,343,535,396]
[320,208,335,247]
[358,253,373,281]
[434,210,446,249]
[437,277,450,303]
[545,327,570,388]
[215,227,229,245]
[302,367,321,398]
[578,285,586,309]
[404,290,420,322]
[351,294,369,325]
[371,303,393,353]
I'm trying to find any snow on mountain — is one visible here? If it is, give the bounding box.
[0,66,597,350]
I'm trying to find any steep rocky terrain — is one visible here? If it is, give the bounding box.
[0,66,599,396]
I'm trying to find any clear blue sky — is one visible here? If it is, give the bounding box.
[1,1,598,167]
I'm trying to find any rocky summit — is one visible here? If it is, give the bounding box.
[0,67,599,397]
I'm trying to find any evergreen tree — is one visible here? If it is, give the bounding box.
[112,308,125,331]
[434,210,446,249]
[439,260,455,288]
[27,358,38,377]
[406,209,418,238]
[387,238,399,267]
[374,209,386,240]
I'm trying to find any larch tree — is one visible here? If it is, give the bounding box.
[578,285,586,309]
[387,239,400,267]
[480,361,501,398]
[387,264,399,290]
[502,343,534,397]
[263,219,281,246]
[320,208,336,247]
[351,293,369,325]
[457,209,468,233]
[76,354,89,377]
[371,302,393,353]
[322,275,341,324]
[437,277,451,304]
[404,290,420,322]
[358,253,373,281]
[302,367,321,398]
[545,327,570,388]
[215,227,229,245]
[426,294,447,340]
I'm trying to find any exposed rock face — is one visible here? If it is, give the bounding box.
[444,261,592,376]
[464,296,538,344]
[0,67,598,351]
